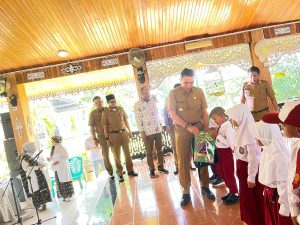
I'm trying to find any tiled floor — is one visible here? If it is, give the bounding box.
[3,156,244,225]
[110,156,243,225]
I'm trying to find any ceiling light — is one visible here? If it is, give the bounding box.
[57,50,69,58]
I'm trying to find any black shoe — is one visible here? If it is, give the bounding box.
[128,171,138,177]
[224,194,239,205]
[201,187,216,200]
[118,176,124,182]
[150,170,155,178]
[158,167,169,174]
[174,166,178,175]
[221,193,231,201]
[209,175,217,182]
[190,165,196,171]
[110,174,115,180]
[212,178,225,187]
[180,194,191,206]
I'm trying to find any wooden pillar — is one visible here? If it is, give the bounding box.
[6,74,35,155]
[133,64,150,98]
[249,29,275,111]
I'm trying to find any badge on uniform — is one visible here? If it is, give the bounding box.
[193,96,197,100]
[239,147,245,154]
[179,108,183,112]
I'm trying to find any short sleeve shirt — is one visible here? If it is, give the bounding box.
[88,107,106,135]
[102,106,128,132]
[241,80,275,111]
[168,86,207,124]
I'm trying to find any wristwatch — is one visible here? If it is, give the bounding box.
[105,137,109,140]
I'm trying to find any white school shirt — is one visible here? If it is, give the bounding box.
[215,120,234,149]
[288,138,300,221]
[233,143,261,183]
[259,145,290,216]
[85,137,103,161]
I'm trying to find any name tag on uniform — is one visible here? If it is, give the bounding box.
[179,108,183,112]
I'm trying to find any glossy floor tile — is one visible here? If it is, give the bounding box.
[111,156,244,225]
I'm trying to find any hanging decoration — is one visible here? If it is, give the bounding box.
[203,71,225,96]
[61,63,83,74]
[146,44,252,89]
[274,72,286,78]
[15,117,23,137]
[254,34,300,67]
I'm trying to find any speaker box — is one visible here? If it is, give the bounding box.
[3,138,25,202]
[0,112,14,139]
[4,138,19,171]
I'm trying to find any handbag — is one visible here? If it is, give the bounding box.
[191,131,216,168]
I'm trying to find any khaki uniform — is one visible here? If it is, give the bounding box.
[102,106,134,176]
[168,86,209,194]
[88,107,113,175]
[241,80,275,121]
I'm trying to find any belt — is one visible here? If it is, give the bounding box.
[109,129,125,134]
[174,121,202,128]
[251,107,269,114]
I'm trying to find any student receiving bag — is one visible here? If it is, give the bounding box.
[191,131,216,168]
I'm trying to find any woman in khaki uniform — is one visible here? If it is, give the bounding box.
[102,94,138,182]
[168,68,215,206]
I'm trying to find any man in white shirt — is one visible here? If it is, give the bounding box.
[134,86,169,178]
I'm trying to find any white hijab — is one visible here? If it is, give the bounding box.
[225,104,256,146]
[253,121,289,184]
[22,142,38,157]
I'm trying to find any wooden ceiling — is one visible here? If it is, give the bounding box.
[0,0,299,73]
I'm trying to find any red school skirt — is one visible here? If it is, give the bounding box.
[236,159,265,225]
[264,186,293,225]
[214,147,238,194]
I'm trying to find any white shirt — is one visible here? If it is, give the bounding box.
[252,121,291,216]
[233,143,261,183]
[85,137,103,161]
[215,120,234,149]
[288,138,300,221]
[134,99,162,136]
[50,143,72,183]
[259,145,290,216]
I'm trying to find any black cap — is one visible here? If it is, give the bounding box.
[106,94,115,102]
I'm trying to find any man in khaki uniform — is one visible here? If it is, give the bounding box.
[241,66,279,121]
[168,68,215,206]
[164,83,196,175]
[88,96,114,179]
[102,94,138,183]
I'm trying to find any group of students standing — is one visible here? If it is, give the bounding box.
[162,67,300,225]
